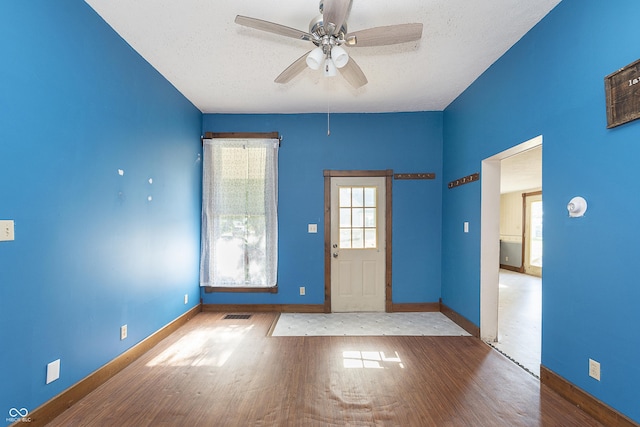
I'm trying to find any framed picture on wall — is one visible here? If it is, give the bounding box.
[605,58,640,128]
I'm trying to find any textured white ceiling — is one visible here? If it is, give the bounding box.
[84,0,561,114]
[501,145,542,194]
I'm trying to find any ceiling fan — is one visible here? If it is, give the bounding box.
[235,0,423,88]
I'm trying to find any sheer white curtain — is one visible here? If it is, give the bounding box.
[200,138,278,288]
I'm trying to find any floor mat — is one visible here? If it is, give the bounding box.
[270,312,471,337]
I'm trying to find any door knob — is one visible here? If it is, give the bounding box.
[333,252,339,258]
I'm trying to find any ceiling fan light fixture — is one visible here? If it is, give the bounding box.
[323,57,337,77]
[331,45,349,68]
[235,1,424,89]
[306,47,324,70]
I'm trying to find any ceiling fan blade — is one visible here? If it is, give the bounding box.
[275,51,311,84]
[339,57,368,88]
[235,15,314,41]
[322,0,352,35]
[347,23,423,47]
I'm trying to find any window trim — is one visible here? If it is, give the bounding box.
[202,132,280,144]
[204,286,278,294]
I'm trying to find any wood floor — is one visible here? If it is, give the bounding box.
[49,312,602,426]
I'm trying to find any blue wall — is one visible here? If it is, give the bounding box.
[4,0,636,423]
[442,0,640,421]
[0,0,202,420]
[201,113,443,306]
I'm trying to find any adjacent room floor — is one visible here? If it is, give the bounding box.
[492,269,542,377]
[48,311,600,426]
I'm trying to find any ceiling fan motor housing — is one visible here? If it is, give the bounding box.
[310,15,347,51]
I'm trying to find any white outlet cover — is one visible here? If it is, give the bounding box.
[308,224,318,233]
[46,359,60,384]
[589,358,601,381]
[120,324,128,340]
[184,294,189,304]
[0,220,15,241]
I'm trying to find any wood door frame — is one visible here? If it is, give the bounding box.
[323,170,393,313]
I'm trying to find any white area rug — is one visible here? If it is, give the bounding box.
[271,312,471,337]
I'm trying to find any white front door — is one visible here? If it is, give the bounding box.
[330,176,386,312]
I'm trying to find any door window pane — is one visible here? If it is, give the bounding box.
[340,208,351,228]
[352,187,364,207]
[364,188,376,207]
[339,188,352,207]
[364,229,377,248]
[352,208,364,227]
[364,208,376,227]
[352,229,364,248]
[340,229,352,248]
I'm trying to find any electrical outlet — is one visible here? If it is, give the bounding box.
[184,294,188,304]
[589,358,601,381]
[120,324,128,341]
[505,256,509,262]
[299,286,305,296]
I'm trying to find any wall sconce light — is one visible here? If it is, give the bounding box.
[567,196,587,217]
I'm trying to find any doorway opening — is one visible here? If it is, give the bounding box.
[481,136,542,376]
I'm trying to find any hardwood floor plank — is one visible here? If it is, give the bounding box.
[48,312,604,426]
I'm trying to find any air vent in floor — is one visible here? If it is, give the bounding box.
[223,314,252,320]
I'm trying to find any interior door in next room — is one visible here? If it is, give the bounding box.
[330,176,386,312]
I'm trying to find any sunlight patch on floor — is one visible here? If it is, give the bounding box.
[146,324,254,367]
[342,350,404,369]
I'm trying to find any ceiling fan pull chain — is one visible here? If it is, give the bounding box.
[327,101,331,136]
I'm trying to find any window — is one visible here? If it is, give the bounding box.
[338,186,377,249]
[200,136,278,289]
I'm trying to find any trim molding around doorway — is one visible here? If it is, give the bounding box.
[480,135,543,342]
[323,170,394,313]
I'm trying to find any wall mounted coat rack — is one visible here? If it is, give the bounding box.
[394,173,436,180]
[448,173,479,189]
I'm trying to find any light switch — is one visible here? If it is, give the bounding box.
[308,224,318,233]
[0,220,15,241]
[464,222,469,233]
